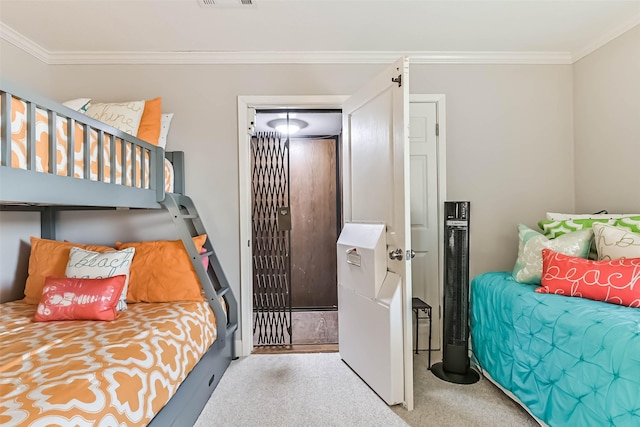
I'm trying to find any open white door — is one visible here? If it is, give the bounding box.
[341,57,413,409]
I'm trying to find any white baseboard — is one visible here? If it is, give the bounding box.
[234,339,245,357]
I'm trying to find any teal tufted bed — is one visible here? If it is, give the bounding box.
[470,271,640,427]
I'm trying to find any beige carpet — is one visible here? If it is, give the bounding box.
[195,352,539,427]
[194,352,406,427]
[394,353,539,426]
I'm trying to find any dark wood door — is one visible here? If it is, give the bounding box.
[289,137,338,309]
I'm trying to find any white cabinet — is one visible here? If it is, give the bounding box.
[337,222,404,405]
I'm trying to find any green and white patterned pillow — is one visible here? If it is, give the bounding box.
[537,218,616,239]
[512,224,593,285]
[538,218,620,260]
[614,216,640,233]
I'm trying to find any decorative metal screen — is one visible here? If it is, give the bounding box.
[251,132,292,346]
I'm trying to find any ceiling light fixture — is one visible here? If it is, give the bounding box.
[267,118,308,135]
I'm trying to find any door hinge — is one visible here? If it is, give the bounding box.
[439,305,442,319]
[435,123,439,136]
[391,74,402,87]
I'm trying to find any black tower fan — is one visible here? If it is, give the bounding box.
[431,201,479,384]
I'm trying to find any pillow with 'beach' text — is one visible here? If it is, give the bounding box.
[537,249,640,308]
[592,223,640,261]
[65,246,135,311]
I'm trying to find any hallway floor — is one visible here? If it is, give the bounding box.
[253,310,338,353]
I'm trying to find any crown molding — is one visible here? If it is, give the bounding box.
[0,22,49,63]
[0,21,573,65]
[572,14,640,63]
[44,50,575,66]
[408,51,572,65]
[11,20,640,66]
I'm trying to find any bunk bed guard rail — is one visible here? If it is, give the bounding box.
[0,86,168,206]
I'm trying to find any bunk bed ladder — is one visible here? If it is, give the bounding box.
[161,193,238,357]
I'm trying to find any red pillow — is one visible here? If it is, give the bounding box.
[34,276,126,322]
[536,249,640,307]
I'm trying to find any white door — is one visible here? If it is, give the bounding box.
[409,101,441,353]
[342,57,413,410]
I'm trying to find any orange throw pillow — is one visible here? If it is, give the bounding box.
[116,234,207,303]
[24,237,115,304]
[34,276,126,322]
[137,97,162,146]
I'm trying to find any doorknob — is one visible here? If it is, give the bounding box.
[407,249,416,260]
[389,248,404,261]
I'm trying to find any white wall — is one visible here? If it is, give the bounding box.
[573,25,640,213]
[0,42,576,342]
[0,212,40,303]
[45,63,386,305]
[410,64,574,276]
[44,62,574,279]
[0,41,51,97]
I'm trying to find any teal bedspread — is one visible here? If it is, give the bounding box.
[470,272,640,427]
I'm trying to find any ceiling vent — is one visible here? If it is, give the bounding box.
[198,0,255,7]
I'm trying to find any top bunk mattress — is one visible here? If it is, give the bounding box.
[470,272,640,427]
[0,300,216,426]
[1,92,174,203]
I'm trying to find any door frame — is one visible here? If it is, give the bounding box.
[236,93,447,378]
[237,95,348,357]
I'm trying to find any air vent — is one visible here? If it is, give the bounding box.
[198,0,255,7]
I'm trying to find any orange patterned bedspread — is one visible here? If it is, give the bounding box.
[0,300,216,426]
[2,95,174,193]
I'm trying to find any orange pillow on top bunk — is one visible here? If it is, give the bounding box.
[24,237,115,304]
[116,234,207,303]
[137,97,162,146]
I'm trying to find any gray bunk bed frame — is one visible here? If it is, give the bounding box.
[0,84,238,426]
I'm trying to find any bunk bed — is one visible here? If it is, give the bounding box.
[0,84,238,426]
